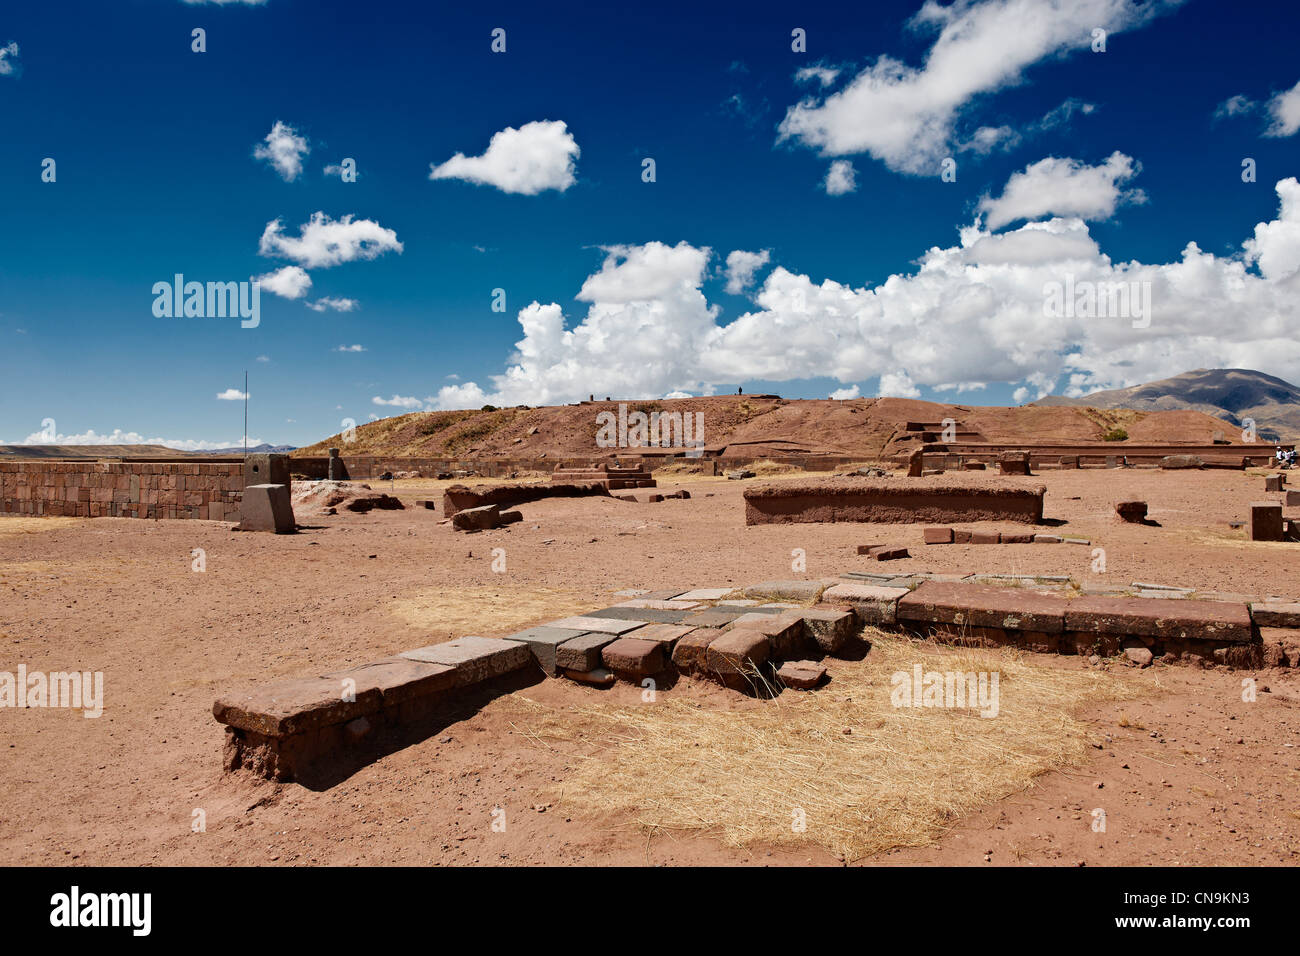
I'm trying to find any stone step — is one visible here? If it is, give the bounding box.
[399,636,531,686]
[898,581,1068,633]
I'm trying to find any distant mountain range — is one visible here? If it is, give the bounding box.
[1036,369,1300,441]
[190,443,298,456]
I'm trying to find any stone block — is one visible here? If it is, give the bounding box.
[213,677,382,737]
[244,453,290,488]
[821,583,909,625]
[547,615,649,635]
[730,611,808,658]
[1064,596,1253,644]
[777,660,827,690]
[399,636,531,687]
[601,638,666,680]
[682,607,753,628]
[555,632,620,672]
[706,629,771,688]
[503,626,589,676]
[970,530,1000,545]
[1251,502,1284,542]
[1264,475,1285,492]
[743,580,826,602]
[585,606,691,624]
[671,628,724,675]
[797,606,857,654]
[1250,602,1300,628]
[621,623,694,647]
[238,483,296,533]
[923,527,954,544]
[675,588,735,601]
[1000,531,1033,543]
[898,581,1067,633]
[322,656,457,705]
[1116,501,1148,523]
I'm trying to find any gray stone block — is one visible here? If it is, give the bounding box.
[238,483,296,533]
[399,636,530,687]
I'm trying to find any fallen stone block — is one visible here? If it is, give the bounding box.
[1033,534,1062,544]
[1264,475,1285,492]
[1285,490,1300,506]
[1122,639,1154,667]
[602,638,666,680]
[555,632,620,672]
[898,581,1067,634]
[399,636,531,687]
[561,667,616,687]
[1115,501,1148,523]
[451,503,510,531]
[1250,602,1300,628]
[1064,596,1253,644]
[503,625,588,676]
[998,451,1032,475]
[867,546,909,560]
[953,530,973,543]
[923,527,954,544]
[442,481,610,517]
[726,470,756,480]
[413,499,436,510]
[1251,502,1284,541]
[1160,454,1204,470]
[238,483,296,533]
[648,494,665,503]
[1000,531,1034,543]
[970,530,999,545]
[777,660,827,690]
[821,583,909,625]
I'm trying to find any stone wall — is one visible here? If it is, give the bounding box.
[0,460,243,519]
[744,479,1046,526]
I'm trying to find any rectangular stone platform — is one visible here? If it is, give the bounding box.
[441,481,610,517]
[744,479,1046,526]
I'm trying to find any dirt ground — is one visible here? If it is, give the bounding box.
[1,467,1298,866]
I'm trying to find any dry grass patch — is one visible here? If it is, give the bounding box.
[388,585,597,639]
[0,517,83,537]
[513,634,1153,861]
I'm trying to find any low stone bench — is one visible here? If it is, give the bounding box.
[744,479,1045,526]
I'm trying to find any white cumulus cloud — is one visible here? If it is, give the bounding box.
[308,297,359,312]
[259,212,402,269]
[978,151,1145,230]
[431,174,1300,411]
[823,159,857,195]
[777,0,1179,174]
[217,388,249,401]
[0,41,19,77]
[724,249,771,294]
[255,265,312,299]
[429,120,579,195]
[253,121,310,181]
[1265,79,1300,138]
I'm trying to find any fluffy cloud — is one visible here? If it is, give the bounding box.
[217,388,249,401]
[433,175,1300,409]
[258,212,402,269]
[308,297,359,312]
[978,152,1145,230]
[372,395,425,408]
[724,249,770,294]
[823,159,857,196]
[1265,79,1300,138]
[829,385,861,399]
[334,344,366,352]
[253,121,310,181]
[795,65,840,87]
[777,0,1178,174]
[255,265,312,299]
[0,41,19,77]
[429,120,579,195]
[17,427,263,450]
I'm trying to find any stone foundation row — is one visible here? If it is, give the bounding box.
[214,576,1300,782]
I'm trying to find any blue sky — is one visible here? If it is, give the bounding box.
[1,0,1298,448]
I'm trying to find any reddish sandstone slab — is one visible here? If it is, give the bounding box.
[601,638,666,680]
[898,581,1067,633]
[671,627,725,675]
[213,677,382,737]
[323,656,457,705]
[1064,596,1253,644]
